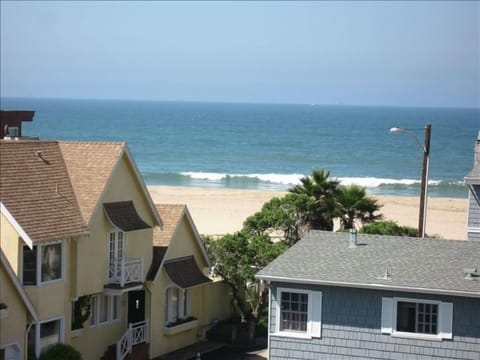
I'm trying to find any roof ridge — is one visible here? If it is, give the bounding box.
[59,140,126,145]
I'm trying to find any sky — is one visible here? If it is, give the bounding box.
[1,1,479,108]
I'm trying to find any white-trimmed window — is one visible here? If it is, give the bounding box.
[108,230,125,281]
[275,287,322,339]
[381,297,453,340]
[22,241,64,285]
[165,286,190,325]
[90,294,120,327]
[28,317,65,357]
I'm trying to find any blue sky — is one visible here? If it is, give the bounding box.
[1,1,479,108]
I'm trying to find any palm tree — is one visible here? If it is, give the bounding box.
[336,184,382,230]
[289,169,340,231]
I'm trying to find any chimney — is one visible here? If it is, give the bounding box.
[349,228,358,248]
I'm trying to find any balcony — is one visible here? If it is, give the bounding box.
[107,257,143,287]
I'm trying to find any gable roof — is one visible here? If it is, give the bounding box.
[1,202,34,249]
[256,231,480,298]
[147,204,211,282]
[0,249,38,321]
[153,204,186,247]
[0,140,88,243]
[59,141,124,222]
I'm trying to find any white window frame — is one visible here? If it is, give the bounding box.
[274,287,322,339]
[165,286,190,326]
[22,241,65,286]
[381,297,453,341]
[107,230,125,281]
[32,316,65,357]
[89,294,121,328]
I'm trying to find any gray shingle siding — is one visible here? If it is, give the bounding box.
[468,185,480,240]
[269,282,480,360]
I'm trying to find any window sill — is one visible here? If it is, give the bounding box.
[71,328,84,338]
[391,331,443,342]
[164,319,198,335]
[271,331,313,340]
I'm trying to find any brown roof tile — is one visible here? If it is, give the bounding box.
[153,204,186,246]
[0,140,88,242]
[59,141,124,223]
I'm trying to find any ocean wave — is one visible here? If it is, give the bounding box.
[180,172,461,188]
[143,171,467,197]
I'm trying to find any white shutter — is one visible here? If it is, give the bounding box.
[381,297,393,334]
[310,291,322,338]
[439,302,453,339]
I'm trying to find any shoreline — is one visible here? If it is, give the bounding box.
[147,185,468,240]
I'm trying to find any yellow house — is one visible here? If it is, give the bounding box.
[0,139,231,359]
[1,204,38,360]
[146,204,232,358]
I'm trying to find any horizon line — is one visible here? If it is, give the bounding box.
[1,95,479,111]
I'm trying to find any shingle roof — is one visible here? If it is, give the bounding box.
[256,231,480,297]
[59,141,125,222]
[153,204,186,246]
[146,246,168,281]
[163,255,211,288]
[104,201,151,232]
[0,140,88,242]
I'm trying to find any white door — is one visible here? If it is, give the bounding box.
[108,231,124,280]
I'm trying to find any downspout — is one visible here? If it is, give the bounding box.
[24,322,34,360]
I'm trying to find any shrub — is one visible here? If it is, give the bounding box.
[39,344,81,360]
[360,220,418,237]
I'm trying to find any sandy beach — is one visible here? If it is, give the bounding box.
[148,186,468,240]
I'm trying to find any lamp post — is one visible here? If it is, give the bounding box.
[390,124,431,238]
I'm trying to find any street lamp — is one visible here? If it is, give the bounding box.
[389,124,432,238]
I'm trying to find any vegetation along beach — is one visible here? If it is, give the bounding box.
[3,97,475,240]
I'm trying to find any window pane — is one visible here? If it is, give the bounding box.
[41,243,62,282]
[40,320,60,353]
[397,301,439,335]
[23,246,37,285]
[112,296,119,321]
[90,297,97,326]
[280,291,308,333]
[99,295,109,323]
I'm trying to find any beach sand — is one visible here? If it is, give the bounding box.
[148,186,468,240]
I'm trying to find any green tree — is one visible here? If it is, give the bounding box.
[39,344,81,360]
[336,184,382,230]
[203,231,287,340]
[289,169,340,231]
[243,193,315,246]
[360,220,418,237]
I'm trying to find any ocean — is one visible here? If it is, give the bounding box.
[1,97,479,198]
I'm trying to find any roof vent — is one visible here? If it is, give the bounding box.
[349,228,358,248]
[463,268,480,280]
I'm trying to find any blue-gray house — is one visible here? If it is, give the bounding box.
[466,131,480,241]
[256,230,480,359]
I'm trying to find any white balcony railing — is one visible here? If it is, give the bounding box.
[108,257,143,287]
[117,321,149,360]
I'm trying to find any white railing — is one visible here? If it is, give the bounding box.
[116,321,149,360]
[108,257,143,287]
